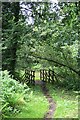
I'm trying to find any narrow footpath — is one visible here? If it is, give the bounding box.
[35,80,56,120]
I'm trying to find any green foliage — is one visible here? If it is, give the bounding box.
[11,86,48,118]
[47,84,78,118]
[0,70,30,118]
[2,2,80,90]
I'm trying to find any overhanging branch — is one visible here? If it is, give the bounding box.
[32,54,80,76]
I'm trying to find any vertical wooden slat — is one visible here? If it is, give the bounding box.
[25,69,54,85]
[48,69,50,83]
[51,70,54,84]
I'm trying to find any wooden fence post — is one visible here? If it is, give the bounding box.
[51,70,54,84]
[40,69,44,81]
[31,70,35,85]
[25,69,30,84]
[24,69,35,85]
[48,69,51,83]
[20,69,55,85]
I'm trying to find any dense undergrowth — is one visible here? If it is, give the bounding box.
[0,70,48,119]
[0,70,31,119]
[0,70,79,119]
[13,85,48,118]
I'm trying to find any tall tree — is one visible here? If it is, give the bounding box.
[2,2,20,77]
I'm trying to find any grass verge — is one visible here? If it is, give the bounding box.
[11,85,48,118]
[47,83,78,118]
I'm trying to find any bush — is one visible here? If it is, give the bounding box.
[0,70,31,118]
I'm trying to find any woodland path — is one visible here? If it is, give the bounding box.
[35,80,56,120]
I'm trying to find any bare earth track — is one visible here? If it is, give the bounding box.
[35,80,56,120]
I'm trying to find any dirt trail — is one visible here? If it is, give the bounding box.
[35,80,56,119]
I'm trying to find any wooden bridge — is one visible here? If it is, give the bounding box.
[22,69,55,85]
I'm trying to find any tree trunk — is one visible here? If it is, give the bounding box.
[10,2,20,77]
[2,2,20,78]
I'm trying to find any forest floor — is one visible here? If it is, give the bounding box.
[35,80,78,119]
[47,83,78,118]
[11,79,78,119]
[35,80,56,119]
[12,82,78,119]
[35,71,78,118]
